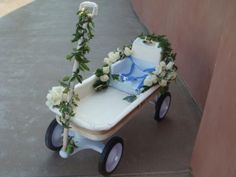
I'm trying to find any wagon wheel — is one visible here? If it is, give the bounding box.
[99,136,124,175]
[154,92,171,121]
[45,119,64,151]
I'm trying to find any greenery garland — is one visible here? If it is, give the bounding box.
[49,9,95,128]
[139,33,177,94]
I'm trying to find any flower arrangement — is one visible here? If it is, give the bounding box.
[46,8,95,128]
[93,33,177,95]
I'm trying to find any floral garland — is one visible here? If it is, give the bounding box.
[46,9,95,128]
[139,34,177,94]
[93,33,177,95]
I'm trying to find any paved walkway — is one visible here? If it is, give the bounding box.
[0,0,200,177]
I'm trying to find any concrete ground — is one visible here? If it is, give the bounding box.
[0,0,201,177]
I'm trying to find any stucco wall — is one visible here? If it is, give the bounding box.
[132,0,236,177]
[131,0,229,108]
[191,2,236,176]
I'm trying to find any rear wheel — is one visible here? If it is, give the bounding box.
[154,92,171,121]
[45,119,63,151]
[99,136,124,176]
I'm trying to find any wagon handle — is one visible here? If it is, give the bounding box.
[60,1,98,158]
[79,1,98,17]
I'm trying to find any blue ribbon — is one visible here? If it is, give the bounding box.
[120,56,155,90]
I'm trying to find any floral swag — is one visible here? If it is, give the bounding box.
[93,34,177,95]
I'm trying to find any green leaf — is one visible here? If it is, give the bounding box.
[123,95,137,103]
[79,62,90,71]
[93,80,108,91]
[160,86,169,95]
[95,68,103,77]
[66,54,73,60]
[63,76,70,81]
[111,74,120,81]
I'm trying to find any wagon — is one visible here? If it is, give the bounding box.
[45,1,174,176]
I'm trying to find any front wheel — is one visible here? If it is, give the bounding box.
[99,136,124,176]
[154,92,171,121]
[45,119,64,151]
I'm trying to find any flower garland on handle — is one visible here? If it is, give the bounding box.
[93,33,177,97]
[46,8,95,153]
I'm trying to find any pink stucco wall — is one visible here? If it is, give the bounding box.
[191,3,236,176]
[132,0,236,176]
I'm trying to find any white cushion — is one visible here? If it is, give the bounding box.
[109,57,155,95]
[132,37,162,66]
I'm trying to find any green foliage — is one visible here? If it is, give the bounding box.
[95,68,104,77]
[93,79,109,91]
[160,86,169,95]
[65,137,77,154]
[58,9,95,128]
[123,95,137,103]
[111,74,120,81]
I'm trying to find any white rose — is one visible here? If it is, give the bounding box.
[104,57,112,65]
[150,74,158,84]
[100,74,109,82]
[159,79,167,87]
[166,61,174,70]
[160,71,166,77]
[103,66,110,74]
[108,52,114,59]
[154,65,162,75]
[159,61,166,68]
[124,47,133,56]
[143,76,153,87]
[108,51,120,63]
[113,51,120,62]
[46,86,65,107]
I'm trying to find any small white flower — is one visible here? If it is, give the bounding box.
[113,51,120,62]
[160,71,166,77]
[108,52,114,59]
[117,48,122,52]
[108,51,120,63]
[124,47,133,56]
[150,74,158,84]
[159,79,167,87]
[46,86,65,107]
[102,66,110,74]
[159,61,166,69]
[100,74,109,82]
[154,65,162,75]
[104,57,112,65]
[166,61,174,70]
[143,76,153,87]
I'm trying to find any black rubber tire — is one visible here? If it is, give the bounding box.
[154,92,171,121]
[45,119,63,151]
[99,136,124,176]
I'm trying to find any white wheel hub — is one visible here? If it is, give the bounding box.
[105,143,123,173]
[51,124,63,147]
[159,96,171,119]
